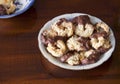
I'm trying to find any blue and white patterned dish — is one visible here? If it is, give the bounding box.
[0,0,35,19]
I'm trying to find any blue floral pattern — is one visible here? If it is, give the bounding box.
[14,0,23,11]
[0,0,35,18]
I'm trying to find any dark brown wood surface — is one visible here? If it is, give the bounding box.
[0,0,120,83]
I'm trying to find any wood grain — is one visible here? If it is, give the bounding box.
[0,0,120,83]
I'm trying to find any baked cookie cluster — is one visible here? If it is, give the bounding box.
[0,0,16,15]
[41,15,111,66]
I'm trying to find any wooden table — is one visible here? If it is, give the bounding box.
[0,0,120,84]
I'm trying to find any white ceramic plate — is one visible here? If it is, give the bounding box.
[38,13,116,70]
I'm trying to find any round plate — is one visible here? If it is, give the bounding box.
[38,13,116,70]
[0,0,35,19]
